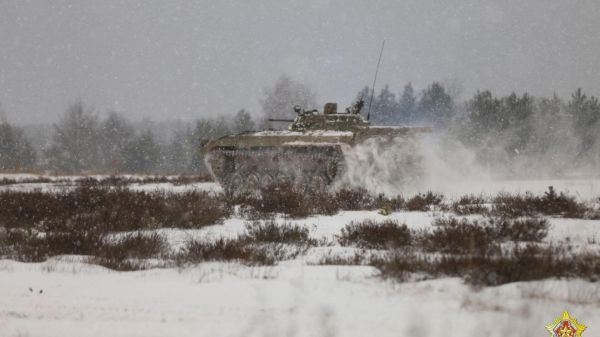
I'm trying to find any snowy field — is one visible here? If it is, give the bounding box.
[1,174,599,337]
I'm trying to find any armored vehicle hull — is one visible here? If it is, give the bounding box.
[201,102,431,193]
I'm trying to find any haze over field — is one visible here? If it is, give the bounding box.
[2,3,600,336]
[1,0,599,124]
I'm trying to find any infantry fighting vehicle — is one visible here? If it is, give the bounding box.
[201,100,432,193]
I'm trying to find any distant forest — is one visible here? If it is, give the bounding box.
[1,74,599,177]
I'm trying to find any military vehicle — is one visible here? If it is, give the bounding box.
[201,100,432,194]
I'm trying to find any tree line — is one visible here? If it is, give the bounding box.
[0,75,598,177]
[0,102,258,174]
[364,82,600,176]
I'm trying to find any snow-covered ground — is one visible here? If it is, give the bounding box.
[2,258,599,337]
[1,174,599,336]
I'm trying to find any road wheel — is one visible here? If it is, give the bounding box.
[245,173,260,192]
[293,174,308,194]
[326,161,338,180]
[276,173,290,186]
[261,174,275,189]
[228,173,244,194]
[309,174,328,193]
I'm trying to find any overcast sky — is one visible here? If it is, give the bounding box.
[1,0,598,124]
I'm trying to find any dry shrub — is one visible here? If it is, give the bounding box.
[463,245,600,286]
[489,217,550,242]
[176,238,281,266]
[223,182,340,219]
[176,219,318,266]
[0,177,54,186]
[367,245,600,286]
[2,222,170,270]
[0,186,229,231]
[2,218,105,262]
[223,184,410,219]
[492,192,541,218]
[492,188,586,218]
[419,218,496,255]
[330,188,372,210]
[340,189,406,212]
[333,189,405,211]
[91,232,170,271]
[370,249,436,282]
[316,250,370,266]
[451,194,488,215]
[536,187,587,218]
[418,217,549,255]
[338,219,411,249]
[242,220,318,245]
[0,174,213,187]
[101,232,169,260]
[406,192,444,211]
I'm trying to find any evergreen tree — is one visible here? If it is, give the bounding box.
[47,100,100,173]
[232,109,255,133]
[418,82,453,128]
[0,122,18,170]
[398,82,417,125]
[189,117,231,173]
[467,90,502,135]
[496,92,534,153]
[568,88,600,153]
[3,126,36,170]
[99,112,135,170]
[121,130,161,173]
[370,85,398,125]
[164,124,193,174]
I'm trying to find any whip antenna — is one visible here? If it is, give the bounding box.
[367,40,385,122]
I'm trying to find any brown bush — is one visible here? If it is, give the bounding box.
[0,177,54,186]
[1,221,170,270]
[175,238,292,266]
[450,194,488,215]
[338,219,412,249]
[328,188,371,210]
[367,244,600,286]
[2,218,105,262]
[0,186,229,231]
[417,217,550,255]
[406,192,444,211]
[370,249,437,282]
[536,186,587,218]
[223,182,340,219]
[418,218,496,255]
[491,192,540,218]
[314,250,371,266]
[0,174,213,187]
[489,217,550,242]
[90,232,170,271]
[491,188,586,218]
[242,220,319,245]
